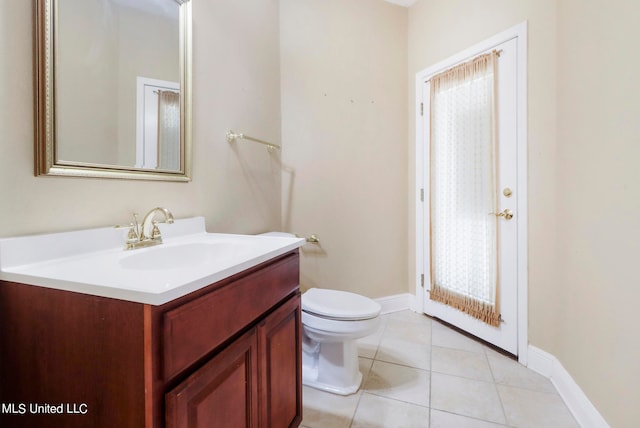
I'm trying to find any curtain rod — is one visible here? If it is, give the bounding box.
[425,49,503,83]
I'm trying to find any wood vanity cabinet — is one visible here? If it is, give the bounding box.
[165,295,301,428]
[0,250,302,428]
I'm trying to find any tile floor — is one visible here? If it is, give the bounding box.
[300,310,579,428]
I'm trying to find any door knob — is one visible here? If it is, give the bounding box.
[490,209,514,220]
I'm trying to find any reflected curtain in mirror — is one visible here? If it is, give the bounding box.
[429,51,501,327]
[157,90,180,170]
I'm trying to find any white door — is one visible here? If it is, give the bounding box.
[420,36,522,355]
[135,77,180,169]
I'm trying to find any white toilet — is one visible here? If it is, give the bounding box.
[301,288,381,395]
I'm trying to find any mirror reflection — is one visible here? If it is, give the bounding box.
[57,0,180,169]
[34,0,191,181]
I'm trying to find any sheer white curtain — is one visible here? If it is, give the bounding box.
[157,90,180,170]
[429,51,501,327]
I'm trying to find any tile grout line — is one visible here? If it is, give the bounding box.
[350,313,390,427]
[348,392,363,428]
[434,408,513,428]
[485,345,512,427]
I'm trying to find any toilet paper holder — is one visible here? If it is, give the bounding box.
[297,234,320,244]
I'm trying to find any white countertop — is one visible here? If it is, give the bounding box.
[0,217,304,305]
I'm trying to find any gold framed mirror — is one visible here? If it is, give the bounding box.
[34,0,192,181]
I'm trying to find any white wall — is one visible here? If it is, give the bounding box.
[280,0,408,298]
[0,0,281,238]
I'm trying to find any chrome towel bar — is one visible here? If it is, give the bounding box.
[226,130,281,152]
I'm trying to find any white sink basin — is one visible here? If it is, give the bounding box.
[0,217,304,305]
[119,242,248,270]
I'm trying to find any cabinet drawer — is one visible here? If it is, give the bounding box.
[163,253,299,380]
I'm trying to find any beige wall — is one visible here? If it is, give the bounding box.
[555,1,640,426]
[0,0,281,238]
[409,0,639,425]
[57,0,119,165]
[280,0,408,298]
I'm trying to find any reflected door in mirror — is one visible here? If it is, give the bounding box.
[136,77,180,170]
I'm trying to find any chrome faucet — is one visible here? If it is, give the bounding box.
[117,207,175,250]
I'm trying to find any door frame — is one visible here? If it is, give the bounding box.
[414,22,529,364]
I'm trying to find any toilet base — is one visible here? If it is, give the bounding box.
[302,337,363,396]
[302,366,362,396]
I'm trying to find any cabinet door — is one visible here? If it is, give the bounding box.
[166,328,258,428]
[258,294,302,428]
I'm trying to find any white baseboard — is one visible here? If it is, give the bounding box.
[528,346,609,428]
[375,293,413,314]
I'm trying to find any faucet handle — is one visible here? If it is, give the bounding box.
[126,226,139,243]
[115,223,140,243]
[150,220,162,241]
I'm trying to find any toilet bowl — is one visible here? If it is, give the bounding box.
[301,288,381,395]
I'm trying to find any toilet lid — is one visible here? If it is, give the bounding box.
[302,288,381,321]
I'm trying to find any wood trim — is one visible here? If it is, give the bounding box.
[144,304,154,428]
